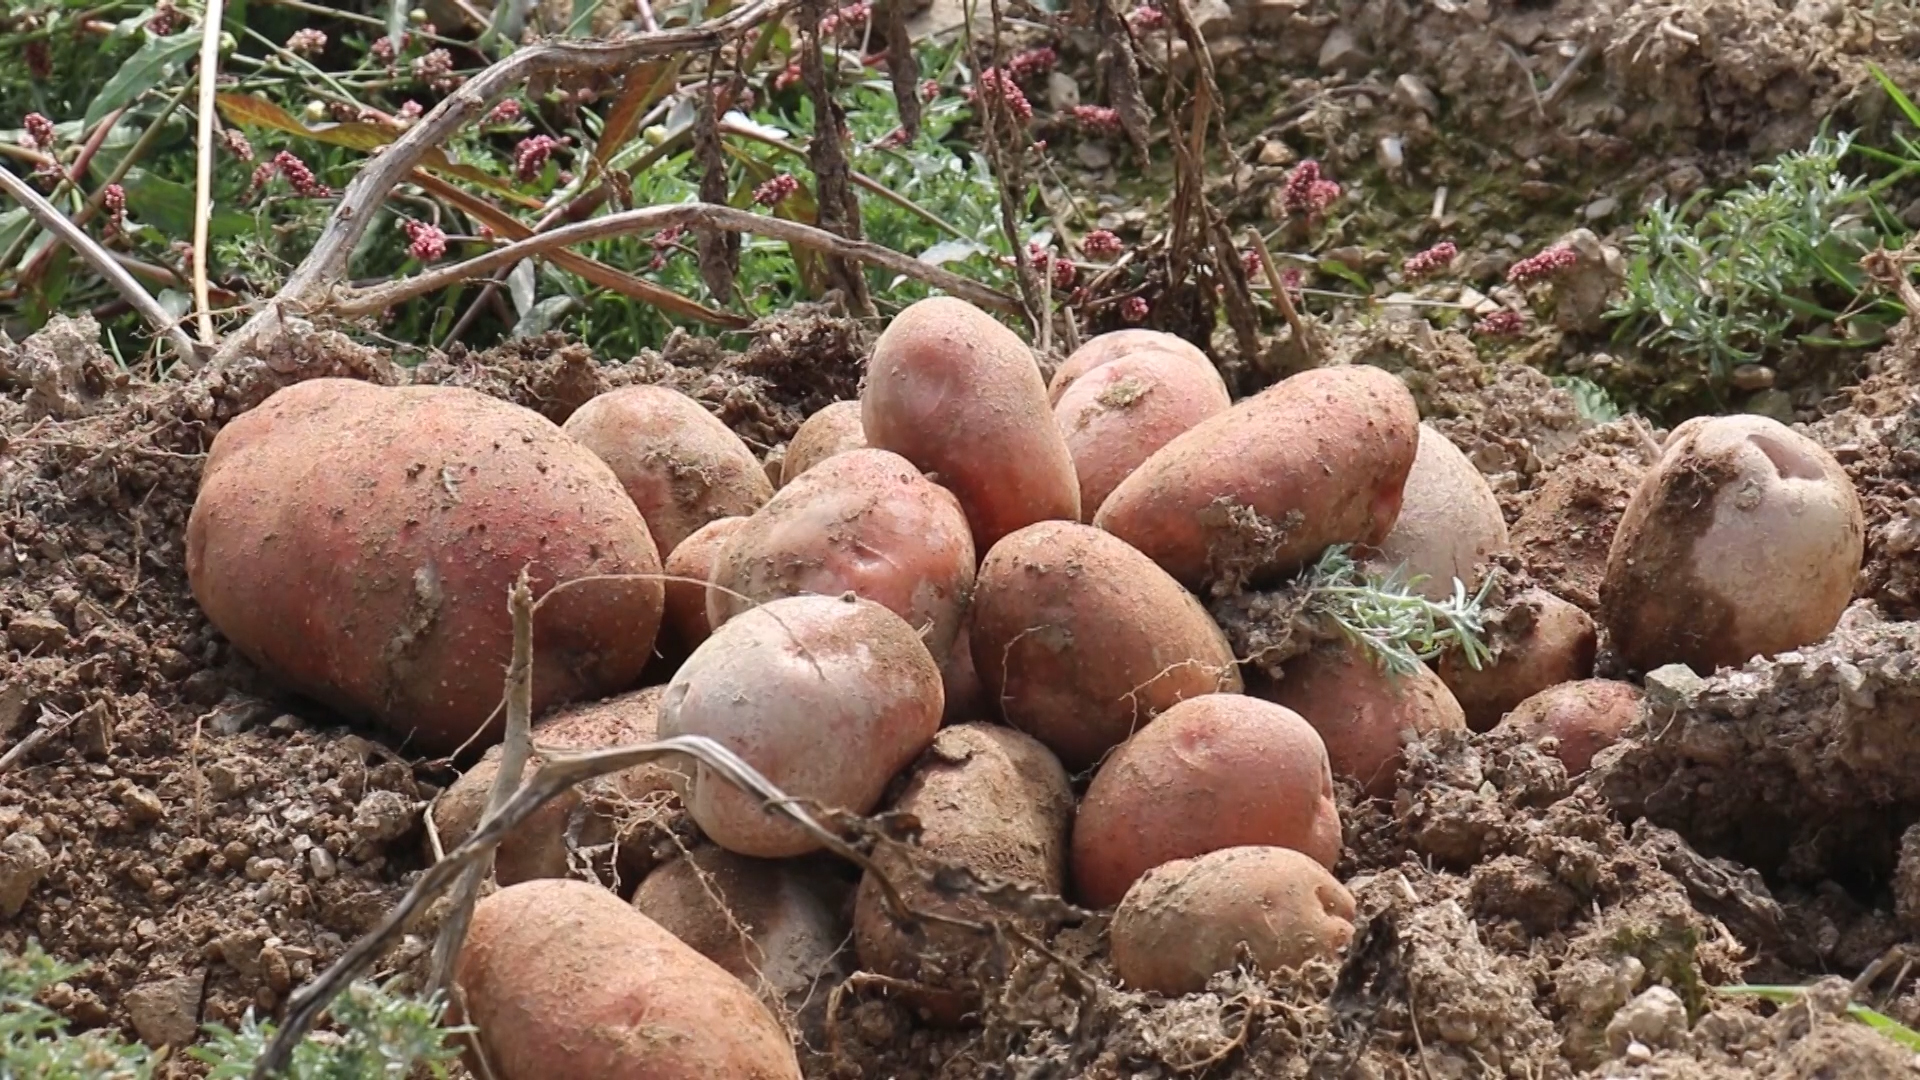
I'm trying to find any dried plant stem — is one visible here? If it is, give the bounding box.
[193,0,227,345]
[1247,227,1319,369]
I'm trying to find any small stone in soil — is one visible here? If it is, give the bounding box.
[0,832,52,916]
[126,971,205,1048]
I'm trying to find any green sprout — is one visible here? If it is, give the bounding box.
[1718,984,1920,1052]
[1301,544,1495,677]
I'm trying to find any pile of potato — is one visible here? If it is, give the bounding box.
[184,296,1867,1077]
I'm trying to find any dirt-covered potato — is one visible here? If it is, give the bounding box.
[1094,364,1420,591]
[1369,424,1509,600]
[1110,846,1355,996]
[1056,350,1232,522]
[186,379,664,756]
[780,400,867,486]
[863,296,1080,549]
[941,625,986,724]
[1601,414,1864,674]
[658,593,943,857]
[1498,678,1643,774]
[562,385,774,556]
[708,448,975,663]
[1436,588,1596,732]
[1257,639,1467,799]
[853,724,1073,1024]
[662,516,745,654]
[1046,329,1221,407]
[454,878,802,1080]
[971,521,1243,770]
[1070,694,1341,909]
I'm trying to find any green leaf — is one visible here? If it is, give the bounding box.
[120,169,252,237]
[1316,258,1370,292]
[85,32,198,127]
[1868,63,1920,131]
[0,208,33,266]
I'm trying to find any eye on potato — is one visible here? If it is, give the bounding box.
[781,400,868,487]
[186,378,665,756]
[1497,677,1643,774]
[1055,350,1231,523]
[1369,424,1509,601]
[661,516,746,655]
[1047,328,1222,407]
[1436,587,1596,732]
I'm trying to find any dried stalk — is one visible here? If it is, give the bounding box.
[1248,227,1319,369]
[193,0,227,345]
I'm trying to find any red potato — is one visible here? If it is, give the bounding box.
[562,385,774,556]
[781,400,867,486]
[658,593,943,857]
[1370,424,1510,600]
[186,379,663,756]
[1070,694,1341,909]
[1437,588,1596,732]
[971,521,1243,771]
[1256,639,1467,799]
[1055,351,1232,522]
[1046,329,1222,407]
[863,296,1080,550]
[1111,846,1356,996]
[1093,364,1420,592]
[708,448,975,663]
[941,626,987,724]
[454,878,801,1080]
[1498,678,1643,774]
[662,516,745,653]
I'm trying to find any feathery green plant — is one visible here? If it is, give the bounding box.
[1300,544,1494,677]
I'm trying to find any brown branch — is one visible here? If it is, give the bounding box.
[193,0,228,345]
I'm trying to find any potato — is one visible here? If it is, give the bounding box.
[454,878,801,1080]
[662,516,745,653]
[1069,694,1340,909]
[1601,414,1864,673]
[941,626,986,724]
[781,400,867,486]
[863,296,1080,550]
[1498,678,1643,774]
[853,724,1073,1024]
[1046,328,1222,407]
[708,448,975,663]
[432,686,681,887]
[1055,351,1232,522]
[1110,846,1355,996]
[562,385,774,556]
[186,379,663,756]
[1093,364,1420,592]
[1436,588,1596,732]
[1369,424,1509,600]
[658,593,943,857]
[1256,639,1467,799]
[971,521,1242,770]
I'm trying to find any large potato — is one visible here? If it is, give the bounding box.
[1047,329,1222,406]
[1437,588,1596,731]
[658,594,943,857]
[863,296,1080,549]
[971,521,1242,770]
[708,449,975,663]
[1055,350,1232,521]
[1111,846,1355,996]
[661,516,746,654]
[781,400,867,486]
[1601,414,1864,673]
[1093,365,1420,592]
[562,385,774,556]
[1498,678,1643,774]
[454,878,801,1080]
[1370,424,1509,600]
[1257,639,1467,799]
[853,724,1073,1024]
[186,379,663,755]
[1070,694,1340,909]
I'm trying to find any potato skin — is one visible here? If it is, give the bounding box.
[186,379,663,755]
[1111,846,1355,996]
[1601,415,1864,673]
[1070,694,1341,909]
[1437,588,1596,732]
[853,724,1073,1024]
[1093,365,1420,591]
[1055,351,1232,522]
[863,296,1080,550]
[971,521,1242,770]
[781,400,868,487]
[1047,329,1221,407]
[709,448,976,663]
[658,594,943,857]
[562,385,774,556]
[662,516,745,654]
[1371,424,1509,600]
[1499,678,1643,774]
[454,878,801,1080]
[1257,640,1467,799]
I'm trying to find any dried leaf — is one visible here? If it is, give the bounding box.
[886,0,922,143]
[1097,0,1153,169]
[695,85,740,305]
[594,58,684,170]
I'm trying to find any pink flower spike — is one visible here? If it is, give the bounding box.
[1402,241,1457,281]
[1506,244,1577,284]
[1121,296,1150,323]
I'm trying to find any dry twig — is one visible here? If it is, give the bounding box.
[193,0,227,345]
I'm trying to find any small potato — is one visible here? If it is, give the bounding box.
[563,385,774,556]
[1070,694,1340,909]
[1094,364,1420,591]
[658,594,943,857]
[1601,415,1864,673]
[941,626,987,725]
[971,521,1242,770]
[1047,329,1221,406]
[1498,678,1643,774]
[1256,639,1467,799]
[1111,846,1355,996]
[863,296,1080,550]
[662,516,746,653]
[1370,424,1509,600]
[1437,588,1596,731]
[781,400,867,486]
[1055,351,1232,521]
[853,724,1073,1024]
[454,878,801,1080]
[708,449,976,663]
